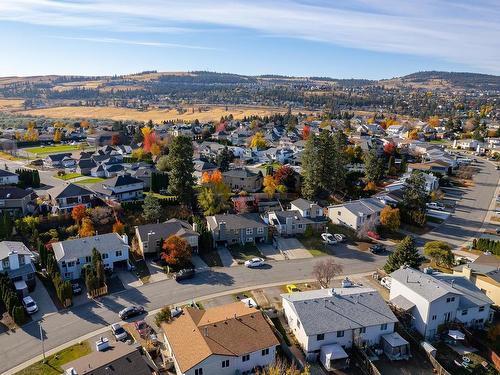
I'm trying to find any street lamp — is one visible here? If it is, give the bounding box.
[39,321,46,363]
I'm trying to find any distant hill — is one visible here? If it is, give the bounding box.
[380,71,500,91]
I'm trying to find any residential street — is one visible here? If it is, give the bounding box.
[0,249,387,374]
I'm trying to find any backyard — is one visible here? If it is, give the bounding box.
[24,144,83,155]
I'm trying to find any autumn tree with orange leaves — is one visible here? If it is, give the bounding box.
[198,170,231,215]
[79,217,95,237]
[141,126,156,152]
[302,125,311,140]
[71,204,87,225]
[161,235,192,266]
[112,220,125,234]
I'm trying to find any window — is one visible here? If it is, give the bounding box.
[85,256,91,263]
[262,348,270,356]
[380,324,387,331]
[462,309,468,316]
[67,261,75,268]
[359,327,366,333]
[115,250,122,257]
[451,297,455,302]
[19,256,25,266]
[432,315,437,321]
[337,330,344,338]
[257,227,264,234]
[195,369,203,375]
[317,334,324,341]
[222,360,229,368]
[2,259,9,269]
[242,354,250,362]
[338,211,341,216]
[246,228,253,235]
[446,297,451,303]
[298,224,303,229]
[64,272,72,278]
[102,253,109,259]
[246,237,253,242]
[479,306,485,312]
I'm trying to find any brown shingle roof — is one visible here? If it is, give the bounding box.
[162,302,279,372]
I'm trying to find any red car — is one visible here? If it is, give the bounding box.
[367,231,380,240]
[134,320,150,337]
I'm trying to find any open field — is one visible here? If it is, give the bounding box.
[24,144,82,154]
[0,99,24,110]
[18,105,295,123]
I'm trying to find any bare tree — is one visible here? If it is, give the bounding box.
[312,259,344,288]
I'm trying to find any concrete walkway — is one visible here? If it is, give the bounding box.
[217,247,238,267]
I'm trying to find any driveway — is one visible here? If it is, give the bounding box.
[115,269,141,289]
[29,276,58,321]
[191,255,209,270]
[257,242,285,261]
[145,260,170,283]
[275,237,313,259]
[217,247,238,267]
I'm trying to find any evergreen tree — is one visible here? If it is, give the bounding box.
[384,236,423,273]
[400,171,428,227]
[143,194,164,223]
[363,149,385,182]
[216,147,232,172]
[166,136,194,205]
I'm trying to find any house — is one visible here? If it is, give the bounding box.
[134,219,199,256]
[47,183,95,213]
[44,153,73,168]
[386,124,409,137]
[206,213,268,246]
[52,233,130,280]
[390,267,494,339]
[385,172,439,193]
[222,168,263,193]
[62,341,155,375]
[131,167,155,190]
[0,241,36,291]
[282,287,403,367]
[0,169,19,185]
[407,160,451,175]
[75,158,97,176]
[0,186,36,216]
[193,160,218,184]
[453,139,480,150]
[453,255,500,306]
[328,198,385,231]
[90,174,144,202]
[161,302,279,375]
[267,199,327,236]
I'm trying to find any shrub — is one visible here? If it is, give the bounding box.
[155,305,172,326]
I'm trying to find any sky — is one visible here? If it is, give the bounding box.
[0,0,499,79]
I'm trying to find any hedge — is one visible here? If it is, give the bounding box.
[473,238,500,256]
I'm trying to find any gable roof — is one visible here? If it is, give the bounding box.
[52,232,128,261]
[136,219,199,243]
[0,241,32,260]
[222,168,262,179]
[282,287,397,336]
[433,273,493,308]
[290,198,316,211]
[0,169,17,178]
[0,186,33,199]
[206,213,267,231]
[48,183,94,200]
[330,197,384,217]
[162,302,278,373]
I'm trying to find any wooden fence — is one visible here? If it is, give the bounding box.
[351,345,382,375]
[87,284,108,298]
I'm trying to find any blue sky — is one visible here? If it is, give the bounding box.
[1,0,499,79]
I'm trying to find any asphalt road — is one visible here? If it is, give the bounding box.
[0,248,387,374]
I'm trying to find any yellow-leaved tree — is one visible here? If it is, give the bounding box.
[249,132,268,149]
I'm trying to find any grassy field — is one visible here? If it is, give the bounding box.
[24,145,81,155]
[54,172,81,180]
[0,98,24,110]
[19,105,295,123]
[14,342,91,375]
[297,235,328,257]
[0,151,26,161]
[77,177,106,184]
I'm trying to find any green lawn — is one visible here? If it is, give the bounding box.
[24,144,82,155]
[15,342,91,375]
[228,243,262,261]
[144,191,177,199]
[297,235,328,257]
[54,172,82,180]
[77,178,106,184]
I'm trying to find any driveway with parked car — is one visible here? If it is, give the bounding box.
[27,276,58,321]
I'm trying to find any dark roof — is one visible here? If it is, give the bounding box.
[207,213,267,230]
[0,169,17,178]
[0,186,33,199]
[77,158,97,169]
[48,183,94,199]
[103,174,143,187]
[222,168,261,178]
[46,153,72,161]
[136,219,199,243]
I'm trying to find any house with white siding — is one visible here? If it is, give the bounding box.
[328,198,385,231]
[389,267,494,340]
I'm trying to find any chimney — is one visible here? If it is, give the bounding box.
[450,279,455,288]
[204,327,208,337]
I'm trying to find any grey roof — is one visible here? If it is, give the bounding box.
[282,287,398,335]
[0,169,17,177]
[0,186,33,199]
[6,263,35,279]
[330,198,384,217]
[77,158,97,169]
[48,183,94,199]
[46,153,72,162]
[270,210,325,226]
[390,267,461,302]
[52,233,128,262]
[136,219,199,243]
[207,213,267,231]
[0,241,33,260]
[433,273,493,308]
[290,198,315,211]
[222,168,261,178]
[389,295,416,311]
[454,255,500,283]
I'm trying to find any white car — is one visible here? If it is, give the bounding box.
[244,257,265,268]
[22,296,38,314]
[334,233,346,242]
[426,202,445,211]
[321,233,337,244]
[111,323,128,341]
[380,277,392,290]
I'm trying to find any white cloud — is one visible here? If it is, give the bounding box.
[1,0,499,73]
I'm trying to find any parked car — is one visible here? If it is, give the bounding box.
[134,320,150,337]
[244,257,265,268]
[426,202,445,211]
[22,296,38,314]
[367,231,380,240]
[170,306,183,318]
[370,244,386,254]
[71,282,82,295]
[118,305,145,320]
[321,233,337,244]
[496,228,500,234]
[286,284,300,293]
[111,323,128,341]
[380,276,392,290]
[174,268,195,281]
[334,233,346,242]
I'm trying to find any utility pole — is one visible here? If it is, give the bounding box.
[39,321,46,363]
